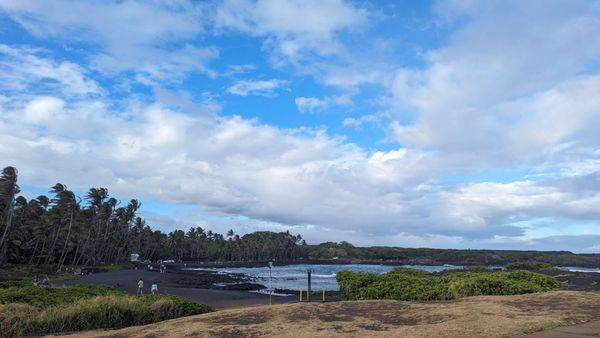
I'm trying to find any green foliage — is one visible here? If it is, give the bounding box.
[336,269,560,301]
[0,265,80,288]
[0,284,125,308]
[0,265,48,283]
[505,261,555,271]
[307,242,600,267]
[0,285,212,337]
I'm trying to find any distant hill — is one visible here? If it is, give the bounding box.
[306,241,600,267]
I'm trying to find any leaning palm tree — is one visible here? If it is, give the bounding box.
[0,166,19,265]
[55,185,79,270]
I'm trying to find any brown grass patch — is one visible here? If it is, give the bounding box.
[53,291,600,338]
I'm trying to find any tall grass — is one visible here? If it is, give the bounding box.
[0,284,124,307]
[0,285,212,337]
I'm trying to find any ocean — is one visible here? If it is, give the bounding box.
[194,263,463,292]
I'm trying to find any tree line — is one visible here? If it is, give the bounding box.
[0,166,307,268]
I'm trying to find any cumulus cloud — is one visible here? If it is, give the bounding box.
[389,1,600,162]
[1,0,600,250]
[4,82,599,243]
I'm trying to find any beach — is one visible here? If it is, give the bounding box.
[61,268,303,309]
[58,265,599,309]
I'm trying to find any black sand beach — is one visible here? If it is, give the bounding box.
[57,265,598,311]
[60,269,300,309]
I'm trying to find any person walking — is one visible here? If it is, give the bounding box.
[137,278,144,295]
[151,281,158,294]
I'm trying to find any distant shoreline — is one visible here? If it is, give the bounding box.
[157,258,600,270]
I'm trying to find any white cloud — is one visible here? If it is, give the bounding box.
[0,0,216,82]
[0,44,103,96]
[4,86,597,243]
[343,114,382,128]
[227,79,287,97]
[1,1,600,250]
[295,95,352,113]
[214,0,367,62]
[389,1,600,160]
[213,0,386,90]
[295,97,329,113]
[23,96,65,124]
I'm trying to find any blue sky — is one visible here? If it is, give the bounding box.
[1,0,599,252]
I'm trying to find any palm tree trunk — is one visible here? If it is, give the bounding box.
[57,210,74,269]
[36,236,47,265]
[28,238,40,264]
[0,196,15,264]
[44,221,62,265]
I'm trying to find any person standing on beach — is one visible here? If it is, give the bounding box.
[151,281,158,294]
[137,278,144,295]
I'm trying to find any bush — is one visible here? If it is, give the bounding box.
[505,261,555,271]
[17,295,211,336]
[0,284,124,308]
[0,285,212,337]
[336,269,559,301]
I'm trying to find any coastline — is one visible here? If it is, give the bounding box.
[60,268,342,309]
[59,263,599,310]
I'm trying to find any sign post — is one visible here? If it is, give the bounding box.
[268,261,273,305]
[307,268,312,302]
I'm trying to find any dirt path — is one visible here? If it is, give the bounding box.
[521,320,600,337]
[52,290,600,338]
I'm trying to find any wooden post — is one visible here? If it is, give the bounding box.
[299,289,303,302]
[307,269,312,302]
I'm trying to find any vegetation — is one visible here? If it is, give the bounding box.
[0,284,212,337]
[0,284,123,307]
[336,268,560,301]
[505,261,555,271]
[0,166,305,268]
[307,241,600,267]
[0,265,81,289]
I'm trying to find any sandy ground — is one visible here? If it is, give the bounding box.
[50,290,600,338]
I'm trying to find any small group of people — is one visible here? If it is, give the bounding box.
[32,275,50,286]
[137,278,159,295]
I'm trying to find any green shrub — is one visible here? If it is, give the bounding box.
[0,286,212,337]
[0,284,125,308]
[336,269,559,301]
[505,261,555,271]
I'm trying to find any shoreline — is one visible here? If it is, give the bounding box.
[62,269,296,309]
[58,264,599,311]
[163,258,600,269]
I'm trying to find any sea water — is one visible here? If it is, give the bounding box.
[198,264,463,292]
[559,267,600,273]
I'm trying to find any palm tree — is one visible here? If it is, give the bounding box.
[56,185,79,270]
[0,166,20,265]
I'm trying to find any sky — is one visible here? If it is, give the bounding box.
[0,0,599,253]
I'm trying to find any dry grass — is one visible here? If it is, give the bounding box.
[58,290,600,338]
